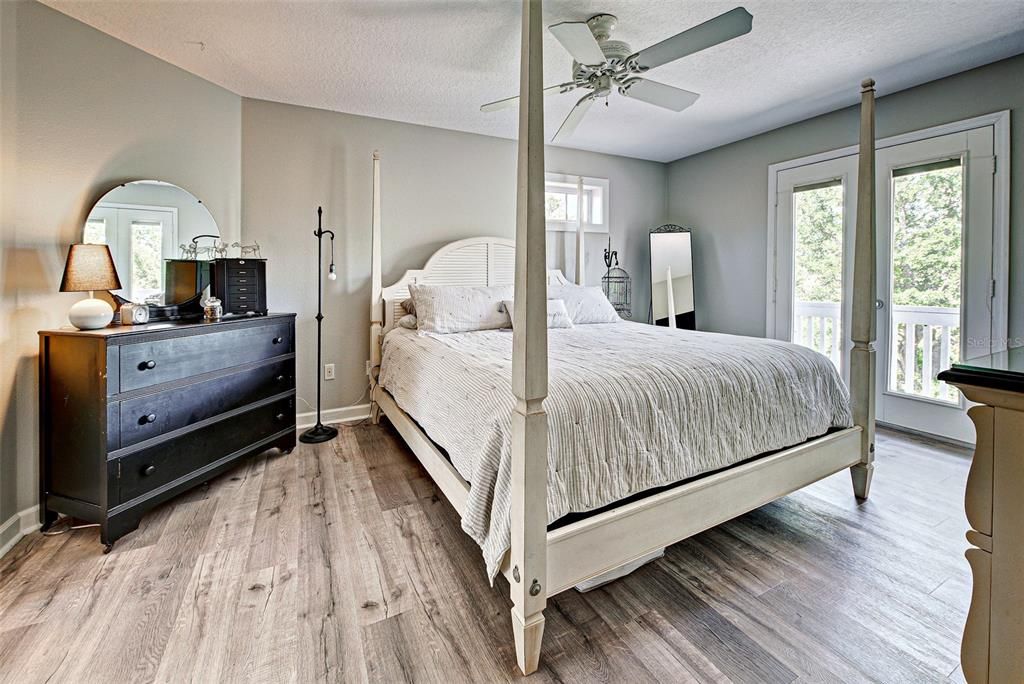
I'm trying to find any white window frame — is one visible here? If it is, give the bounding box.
[544,172,610,233]
[766,110,1010,354]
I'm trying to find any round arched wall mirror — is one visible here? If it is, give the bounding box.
[83,180,220,318]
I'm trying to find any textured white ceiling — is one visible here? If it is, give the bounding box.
[43,0,1024,162]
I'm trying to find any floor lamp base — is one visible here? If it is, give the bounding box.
[299,423,339,444]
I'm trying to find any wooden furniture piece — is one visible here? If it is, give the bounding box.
[210,257,268,315]
[366,2,878,673]
[38,313,297,551]
[939,349,1024,683]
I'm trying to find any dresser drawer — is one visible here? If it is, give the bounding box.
[224,258,257,270]
[228,284,257,295]
[117,358,295,447]
[116,396,294,504]
[118,321,293,392]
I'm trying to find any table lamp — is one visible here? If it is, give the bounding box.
[59,243,123,330]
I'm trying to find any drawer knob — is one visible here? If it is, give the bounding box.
[140,360,157,370]
[276,375,286,382]
[273,336,284,344]
[142,465,156,476]
[141,413,157,425]
[237,279,248,283]
[275,413,286,422]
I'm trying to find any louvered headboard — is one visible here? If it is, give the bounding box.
[378,236,570,336]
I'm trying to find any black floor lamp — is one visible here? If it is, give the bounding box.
[300,206,339,444]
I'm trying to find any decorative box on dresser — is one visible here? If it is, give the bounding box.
[938,349,1024,684]
[39,313,297,551]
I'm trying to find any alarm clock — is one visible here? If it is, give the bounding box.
[119,302,150,325]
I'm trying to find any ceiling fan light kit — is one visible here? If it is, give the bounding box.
[480,6,753,142]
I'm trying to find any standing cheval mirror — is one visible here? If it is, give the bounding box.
[650,225,695,329]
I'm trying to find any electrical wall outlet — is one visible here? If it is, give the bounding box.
[324,363,335,380]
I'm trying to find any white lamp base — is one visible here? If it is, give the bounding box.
[68,296,113,330]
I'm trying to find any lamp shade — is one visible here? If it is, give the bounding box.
[59,243,122,292]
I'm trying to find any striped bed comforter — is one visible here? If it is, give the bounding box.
[379,321,852,581]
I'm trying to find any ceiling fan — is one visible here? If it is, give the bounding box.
[480,7,753,142]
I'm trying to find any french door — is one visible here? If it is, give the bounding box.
[772,125,1000,444]
[875,129,995,443]
[85,203,177,304]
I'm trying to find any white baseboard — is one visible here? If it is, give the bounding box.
[296,403,371,429]
[0,505,41,559]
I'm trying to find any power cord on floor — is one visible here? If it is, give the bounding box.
[41,516,100,536]
[297,379,374,428]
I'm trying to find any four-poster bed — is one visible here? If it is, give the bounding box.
[366,1,877,674]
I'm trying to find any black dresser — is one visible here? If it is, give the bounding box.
[210,258,268,315]
[38,313,296,551]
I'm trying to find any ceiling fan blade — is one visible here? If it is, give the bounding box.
[632,7,752,71]
[620,79,700,112]
[480,83,576,113]
[553,94,596,142]
[548,21,606,66]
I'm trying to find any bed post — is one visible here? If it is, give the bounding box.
[850,79,877,499]
[509,0,548,675]
[368,150,383,424]
[575,175,585,285]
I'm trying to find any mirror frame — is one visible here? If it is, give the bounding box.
[648,224,695,329]
[86,180,218,323]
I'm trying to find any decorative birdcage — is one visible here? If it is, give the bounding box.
[602,266,632,319]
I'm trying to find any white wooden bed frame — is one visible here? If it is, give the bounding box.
[366,2,878,674]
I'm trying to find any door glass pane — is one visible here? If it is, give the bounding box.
[887,159,962,403]
[131,220,164,304]
[791,179,844,371]
[83,218,106,244]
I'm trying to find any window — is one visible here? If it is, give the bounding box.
[887,158,963,403]
[791,178,845,371]
[544,173,609,233]
[130,220,164,303]
[84,219,107,244]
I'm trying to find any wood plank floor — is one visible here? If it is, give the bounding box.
[0,425,972,683]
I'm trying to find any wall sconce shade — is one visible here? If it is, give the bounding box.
[59,244,122,292]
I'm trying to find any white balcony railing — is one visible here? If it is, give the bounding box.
[793,301,843,370]
[793,301,960,402]
[889,305,959,402]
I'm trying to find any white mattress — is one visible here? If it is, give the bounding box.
[379,321,852,581]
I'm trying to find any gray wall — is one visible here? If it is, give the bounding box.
[241,98,667,418]
[666,54,1024,338]
[0,0,241,547]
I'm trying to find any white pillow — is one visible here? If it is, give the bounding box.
[397,313,417,330]
[501,299,574,329]
[409,283,512,334]
[548,284,620,324]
